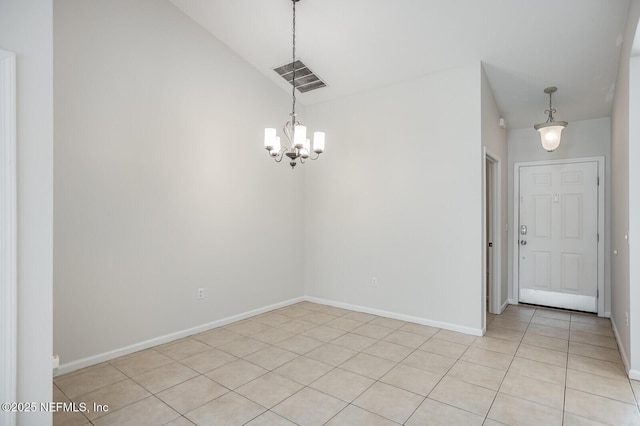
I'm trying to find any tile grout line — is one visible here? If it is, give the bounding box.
[55,302,632,426]
[215,306,389,425]
[481,306,533,424]
[304,324,427,425]
[278,317,454,424]
[254,311,390,424]
[561,311,571,426]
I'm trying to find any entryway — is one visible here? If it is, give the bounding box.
[513,158,605,315]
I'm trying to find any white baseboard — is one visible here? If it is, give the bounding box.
[508,298,518,305]
[54,296,304,376]
[499,299,509,314]
[56,295,488,376]
[629,369,640,381]
[610,316,632,377]
[304,296,484,337]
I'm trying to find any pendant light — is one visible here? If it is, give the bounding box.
[534,87,567,152]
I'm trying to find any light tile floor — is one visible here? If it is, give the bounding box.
[53,302,640,425]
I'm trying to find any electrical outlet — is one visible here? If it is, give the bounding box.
[371,276,378,287]
[197,288,204,300]
[626,312,629,326]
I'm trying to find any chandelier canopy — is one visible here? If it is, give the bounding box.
[534,87,567,152]
[264,0,325,169]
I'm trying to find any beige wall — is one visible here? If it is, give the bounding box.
[54,0,305,370]
[304,63,485,333]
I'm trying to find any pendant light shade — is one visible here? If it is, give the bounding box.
[293,125,306,149]
[535,124,565,152]
[264,128,276,150]
[534,87,567,152]
[313,132,325,153]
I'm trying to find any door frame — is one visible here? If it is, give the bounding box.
[513,156,605,316]
[0,49,17,426]
[483,148,502,316]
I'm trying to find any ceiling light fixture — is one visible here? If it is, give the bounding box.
[264,0,325,169]
[534,86,567,152]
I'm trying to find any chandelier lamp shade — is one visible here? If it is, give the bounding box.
[264,0,325,169]
[534,86,568,152]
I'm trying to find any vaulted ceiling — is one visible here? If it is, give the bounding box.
[169,0,630,129]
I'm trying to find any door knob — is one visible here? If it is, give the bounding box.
[520,240,527,245]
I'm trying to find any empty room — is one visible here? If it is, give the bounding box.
[2,0,640,425]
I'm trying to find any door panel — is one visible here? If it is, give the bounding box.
[562,194,583,239]
[533,251,551,289]
[518,162,598,312]
[561,253,582,292]
[533,195,551,238]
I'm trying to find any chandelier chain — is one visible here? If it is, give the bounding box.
[291,0,296,117]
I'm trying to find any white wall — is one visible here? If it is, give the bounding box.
[481,65,508,314]
[611,0,640,376]
[507,117,612,312]
[304,63,484,333]
[54,0,305,369]
[0,0,54,424]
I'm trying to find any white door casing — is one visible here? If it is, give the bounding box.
[517,161,599,312]
[487,159,492,305]
[0,49,17,426]
[484,148,502,317]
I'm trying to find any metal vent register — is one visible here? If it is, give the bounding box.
[273,60,326,93]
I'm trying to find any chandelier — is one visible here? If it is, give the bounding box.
[534,86,567,152]
[264,0,325,169]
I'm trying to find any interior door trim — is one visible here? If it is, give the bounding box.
[484,147,502,318]
[0,49,17,426]
[512,156,606,316]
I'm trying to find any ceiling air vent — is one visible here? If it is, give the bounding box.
[273,60,327,93]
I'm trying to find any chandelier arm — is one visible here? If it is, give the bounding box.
[308,151,321,161]
[271,148,287,163]
[283,122,294,146]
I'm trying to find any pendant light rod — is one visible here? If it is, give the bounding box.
[543,86,557,123]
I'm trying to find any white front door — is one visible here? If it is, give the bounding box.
[518,161,599,312]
